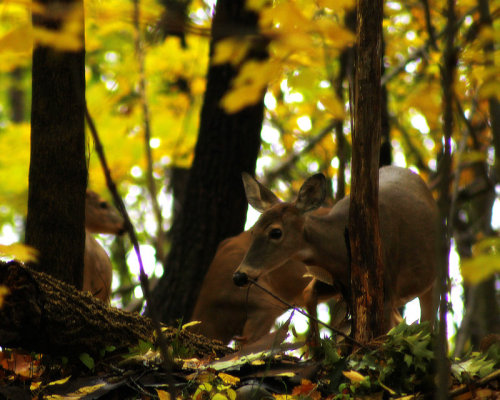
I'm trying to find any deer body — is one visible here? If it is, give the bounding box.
[191,207,333,344]
[84,191,125,302]
[234,166,438,331]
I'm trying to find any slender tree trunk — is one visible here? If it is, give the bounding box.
[349,0,384,343]
[25,0,87,288]
[148,0,264,325]
[435,0,457,398]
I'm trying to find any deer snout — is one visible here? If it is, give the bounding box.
[233,271,249,286]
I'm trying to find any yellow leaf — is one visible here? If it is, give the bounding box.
[461,255,500,284]
[246,0,269,12]
[319,95,345,119]
[156,389,170,400]
[30,381,42,391]
[33,3,84,51]
[218,372,240,385]
[0,243,39,263]
[342,370,366,383]
[47,376,71,386]
[221,84,264,113]
[379,380,397,395]
[316,19,356,48]
[317,0,355,11]
[212,394,229,400]
[479,81,500,100]
[0,23,33,54]
[213,38,250,66]
[221,60,280,113]
[182,320,201,330]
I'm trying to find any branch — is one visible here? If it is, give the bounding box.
[421,0,438,50]
[247,278,367,349]
[261,120,337,187]
[381,6,476,86]
[85,106,176,396]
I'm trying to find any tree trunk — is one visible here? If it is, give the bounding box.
[148,0,264,325]
[348,0,384,343]
[435,0,457,398]
[25,0,87,289]
[0,261,231,359]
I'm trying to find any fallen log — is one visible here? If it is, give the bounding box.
[0,261,230,358]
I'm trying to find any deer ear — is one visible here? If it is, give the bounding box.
[242,172,280,213]
[295,174,326,213]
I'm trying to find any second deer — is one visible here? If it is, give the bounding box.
[190,207,336,345]
[84,190,125,303]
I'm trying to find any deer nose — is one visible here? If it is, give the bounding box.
[233,271,249,286]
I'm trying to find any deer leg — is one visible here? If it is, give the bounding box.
[418,284,436,325]
[302,279,320,347]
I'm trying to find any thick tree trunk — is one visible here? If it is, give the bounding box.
[349,0,384,343]
[148,0,264,325]
[25,0,87,289]
[0,261,230,358]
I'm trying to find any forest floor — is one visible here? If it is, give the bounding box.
[1,321,499,400]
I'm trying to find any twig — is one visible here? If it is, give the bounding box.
[421,0,438,50]
[247,278,367,349]
[262,120,337,187]
[381,6,476,86]
[449,369,500,397]
[84,106,177,398]
[391,118,431,174]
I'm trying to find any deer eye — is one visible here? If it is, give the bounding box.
[269,228,282,240]
[99,201,108,209]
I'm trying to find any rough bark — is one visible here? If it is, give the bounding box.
[25,0,87,288]
[380,37,392,167]
[148,0,264,325]
[0,261,230,359]
[349,0,384,343]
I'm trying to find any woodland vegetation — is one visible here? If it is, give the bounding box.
[0,0,499,398]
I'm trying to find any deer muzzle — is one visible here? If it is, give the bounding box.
[232,271,249,286]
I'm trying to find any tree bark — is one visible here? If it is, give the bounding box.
[148,0,264,325]
[0,261,230,358]
[25,0,87,289]
[348,0,384,343]
[435,0,457,398]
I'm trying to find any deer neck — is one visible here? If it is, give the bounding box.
[302,211,350,286]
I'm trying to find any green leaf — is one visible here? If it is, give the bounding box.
[79,353,95,371]
[404,354,413,367]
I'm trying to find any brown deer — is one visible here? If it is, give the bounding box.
[233,166,438,331]
[190,208,334,344]
[84,190,125,302]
